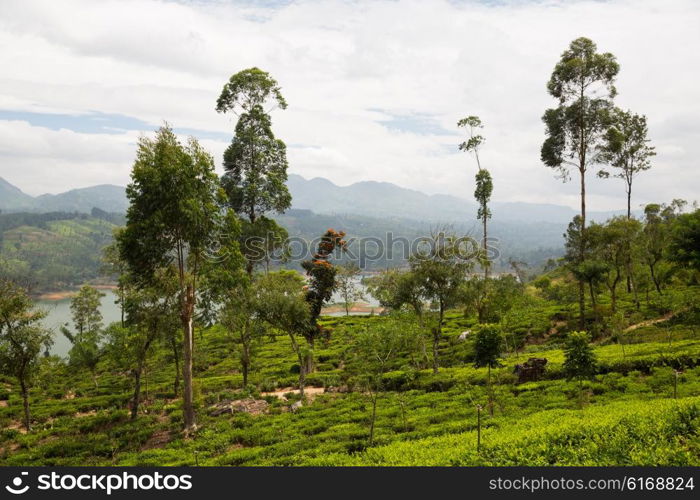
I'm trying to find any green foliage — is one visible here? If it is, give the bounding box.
[0,280,53,430]
[474,169,493,222]
[335,262,365,316]
[473,324,503,369]
[301,229,347,334]
[669,209,700,272]
[597,108,655,217]
[563,331,597,382]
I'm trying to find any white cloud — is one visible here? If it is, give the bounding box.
[0,0,698,210]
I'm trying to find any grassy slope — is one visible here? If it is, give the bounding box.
[0,286,699,466]
[0,217,116,289]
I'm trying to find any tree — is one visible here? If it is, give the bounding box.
[0,280,53,431]
[541,37,619,328]
[366,269,424,322]
[219,281,265,387]
[642,204,671,294]
[563,331,597,389]
[106,270,179,420]
[301,229,347,369]
[101,232,128,327]
[253,271,311,396]
[336,262,366,316]
[590,217,642,313]
[473,324,503,416]
[217,68,291,275]
[669,209,700,272]
[474,169,493,279]
[458,115,493,279]
[60,285,105,387]
[463,274,522,324]
[411,231,474,372]
[597,109,655,219]
[118,125,227,434]
[351,319,416,445]
[127,266,179,419]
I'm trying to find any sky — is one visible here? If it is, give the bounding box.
[0,0,698,211]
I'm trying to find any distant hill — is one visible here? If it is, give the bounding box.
[0,177,35,211]
[34,185,128,213]
[0,178,127,214]
[0,175,624,224]
[286,174,625,224]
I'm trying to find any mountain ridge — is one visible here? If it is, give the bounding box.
[0,174,626,224]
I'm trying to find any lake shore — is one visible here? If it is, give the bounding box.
[34,284,118,301]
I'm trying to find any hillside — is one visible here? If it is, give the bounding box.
[1,284,698,466]
[0,212,119,290]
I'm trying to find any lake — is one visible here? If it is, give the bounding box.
[36,279,378,355]
[36,289,122,357]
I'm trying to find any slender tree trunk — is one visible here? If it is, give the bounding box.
[487,364,494,417]
[578,167,587,330]
[19,376,30,432]
[368,391,378,446]
[610,282,617,313]
[649,263,662,294]
[483,212,489,280]
[170,335,180,396]
[131,367,142,420]
[625,184,634,293]
[626,183,632,220]
[303,334,316,375]
[242,341,250,387]
[181,284,196,434]
[432,304,444,373]
[588,281,598,322]
[298,352,306,399]
[120,285,125,328]
[627,262,640,310]
[132,339,154,420]
[289,334,305,398]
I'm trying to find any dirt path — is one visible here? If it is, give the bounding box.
[261,386,325,400]
[624,309,683,332]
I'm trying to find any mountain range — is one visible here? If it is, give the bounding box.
[0,174,625,224]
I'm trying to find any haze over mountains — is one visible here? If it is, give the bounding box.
[1,174,626,224]
[1,174,580,270]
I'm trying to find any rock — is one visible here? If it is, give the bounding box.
[513,357,548,383]
[208,398,269,417]
[290,400,303,413]
[457,330,472,341]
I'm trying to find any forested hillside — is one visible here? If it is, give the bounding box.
[0,211,121,291]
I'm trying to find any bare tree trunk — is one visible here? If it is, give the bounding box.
[649,263,662,295]
[578,166,587,330]
[289,334,306,398]
[181,285,196,434]
[170,335,180,396]
[483,214,489,280]
[368,391,378,446]
[242,342,250,387]
[627,262,640,310]
[487,364,494,417]
[432,304,443,373]
[19,377,30,432]
[131,367,142,420]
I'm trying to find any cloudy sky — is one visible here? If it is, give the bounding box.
[0,0,698,211]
